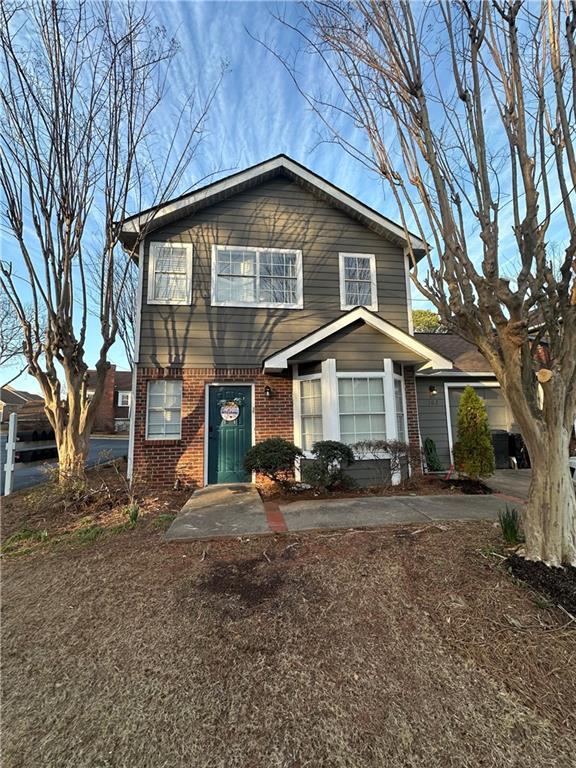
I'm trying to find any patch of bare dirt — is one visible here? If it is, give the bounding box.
[2,519,575,767]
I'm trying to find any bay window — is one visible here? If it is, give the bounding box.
[394,377,407,442]
[212,246,303,308]
[338,377,386,444]
[299,379,323,451]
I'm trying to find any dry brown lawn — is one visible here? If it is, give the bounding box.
[2,479,575,767]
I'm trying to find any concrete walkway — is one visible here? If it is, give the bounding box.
[165,484,268,540]
[165,482,521,541]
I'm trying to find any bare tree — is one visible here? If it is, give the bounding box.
[0,1,220,484]
[0,291,25,367]
[272,0,576,564]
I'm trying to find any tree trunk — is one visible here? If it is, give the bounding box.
[55,426,91,487]
[522,426,576,567]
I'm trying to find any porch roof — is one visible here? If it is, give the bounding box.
[262,307,454,372]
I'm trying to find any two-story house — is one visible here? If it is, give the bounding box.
[119,155,514,488]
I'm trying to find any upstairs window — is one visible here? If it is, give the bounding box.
[117,391,131,408]
[212,246,303,309]
[147,242,193,305]
[339,253,378,311]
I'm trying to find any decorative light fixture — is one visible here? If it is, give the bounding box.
[264,385,273,399]
[429,384,438,397]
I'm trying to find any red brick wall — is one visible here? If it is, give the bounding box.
[403,366,423,473]
[93,366,116,433]
[132,367,293,488]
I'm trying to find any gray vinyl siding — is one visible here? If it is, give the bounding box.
[291,322,427,371]
[138,177,410,368]
[417,379,452,469]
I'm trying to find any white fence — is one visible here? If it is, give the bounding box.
[2,413,57,496]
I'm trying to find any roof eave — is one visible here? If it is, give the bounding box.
[118,155,428,258]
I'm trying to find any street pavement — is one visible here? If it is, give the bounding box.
[1,436,129,494]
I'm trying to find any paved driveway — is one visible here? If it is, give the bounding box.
[1,436,128,493]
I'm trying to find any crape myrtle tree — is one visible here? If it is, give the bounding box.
[0,0,220,484]
[272,0,576,565]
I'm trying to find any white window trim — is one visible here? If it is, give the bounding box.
[117,391,131,407]
[145,380,182,441]
[339,252,378,311]
[147,241,193,306]
[293,361,412,484]
[211,245,303,309]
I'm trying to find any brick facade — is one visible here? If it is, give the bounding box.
[132,367,293,488]
[403,366,423,472]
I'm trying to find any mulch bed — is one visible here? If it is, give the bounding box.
[265,474,492,503]
[508,554,576,615]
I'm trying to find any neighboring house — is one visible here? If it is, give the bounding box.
[0,386,43,424]
[118,155,518,488]
[86,366,132,433]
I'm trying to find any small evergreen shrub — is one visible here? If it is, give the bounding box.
[301,440,355,490]
[423,437,444,472]
[244,438,303,487]
[453,386,495,479]
[499,505,522,544]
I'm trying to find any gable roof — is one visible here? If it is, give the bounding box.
[119,155,428,258]
[263,307,454,372]
[414,333,492,373]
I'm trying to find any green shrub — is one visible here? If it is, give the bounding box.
[244,438,303,487]
[499,505,522,544]
[301,440,355,491]
[423,437,444,472]
[453,386,495,479]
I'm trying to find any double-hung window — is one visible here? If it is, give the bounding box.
[394,377,407,442]
[339,253,378,310]
[146,380,182,439]
[338,376,386,444]
[299,379,323,452]
[212,246,303,308]
[147,242,193,305]
[118,391,131,408]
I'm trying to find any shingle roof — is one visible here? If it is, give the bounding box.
[414,333,491,372]
[0,387,42,405]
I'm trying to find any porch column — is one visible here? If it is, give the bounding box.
[383,358,401,484]
[321,358,339,440]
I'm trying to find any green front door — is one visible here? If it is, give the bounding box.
[207,385,252,484]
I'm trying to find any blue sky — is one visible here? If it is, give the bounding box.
[3,1,403,393]
[2,1,570,393]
